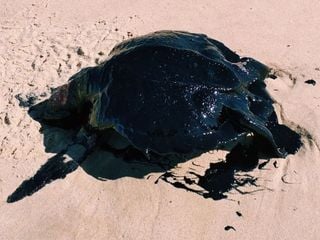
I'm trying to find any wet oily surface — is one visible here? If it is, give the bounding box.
[39,31,296,155]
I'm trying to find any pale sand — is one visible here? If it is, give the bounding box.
[1,1,320,239]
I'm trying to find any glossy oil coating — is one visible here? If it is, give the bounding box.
[44,31,284,156]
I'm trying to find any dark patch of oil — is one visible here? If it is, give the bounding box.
[4,113,11,125]
[273,160,278,168]
[157,143,260,200]
[258,160,269,169]
[225,225,236,231]
[268,73,277,79]
[76,47,85,56]
[156,125,301,200]
[268,122,302,155]
[304,79,316,86]
[236,211,242,217]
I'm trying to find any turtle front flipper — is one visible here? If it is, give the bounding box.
[7,147,80,203]
[7,127,97,203]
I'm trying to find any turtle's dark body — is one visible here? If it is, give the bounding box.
[39,30,291,157]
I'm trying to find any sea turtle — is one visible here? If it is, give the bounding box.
[34,30,295,159]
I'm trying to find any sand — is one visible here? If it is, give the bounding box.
[1,0,320,239]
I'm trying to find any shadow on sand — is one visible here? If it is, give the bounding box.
[7,102,302,203]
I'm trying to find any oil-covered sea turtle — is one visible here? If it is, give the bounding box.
[37,30,293,156]
[8,30,301,203]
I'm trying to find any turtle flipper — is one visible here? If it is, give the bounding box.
[7,149,79,203]
[7,128,96,203]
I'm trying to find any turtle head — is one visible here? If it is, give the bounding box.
[41,83,77,121]
[29,83,84,128]
[44,84,72,119]
[29,66,104,127]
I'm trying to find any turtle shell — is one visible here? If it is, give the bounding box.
[69,30,279,155]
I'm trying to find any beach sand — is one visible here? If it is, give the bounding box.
[1,1,320,239]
